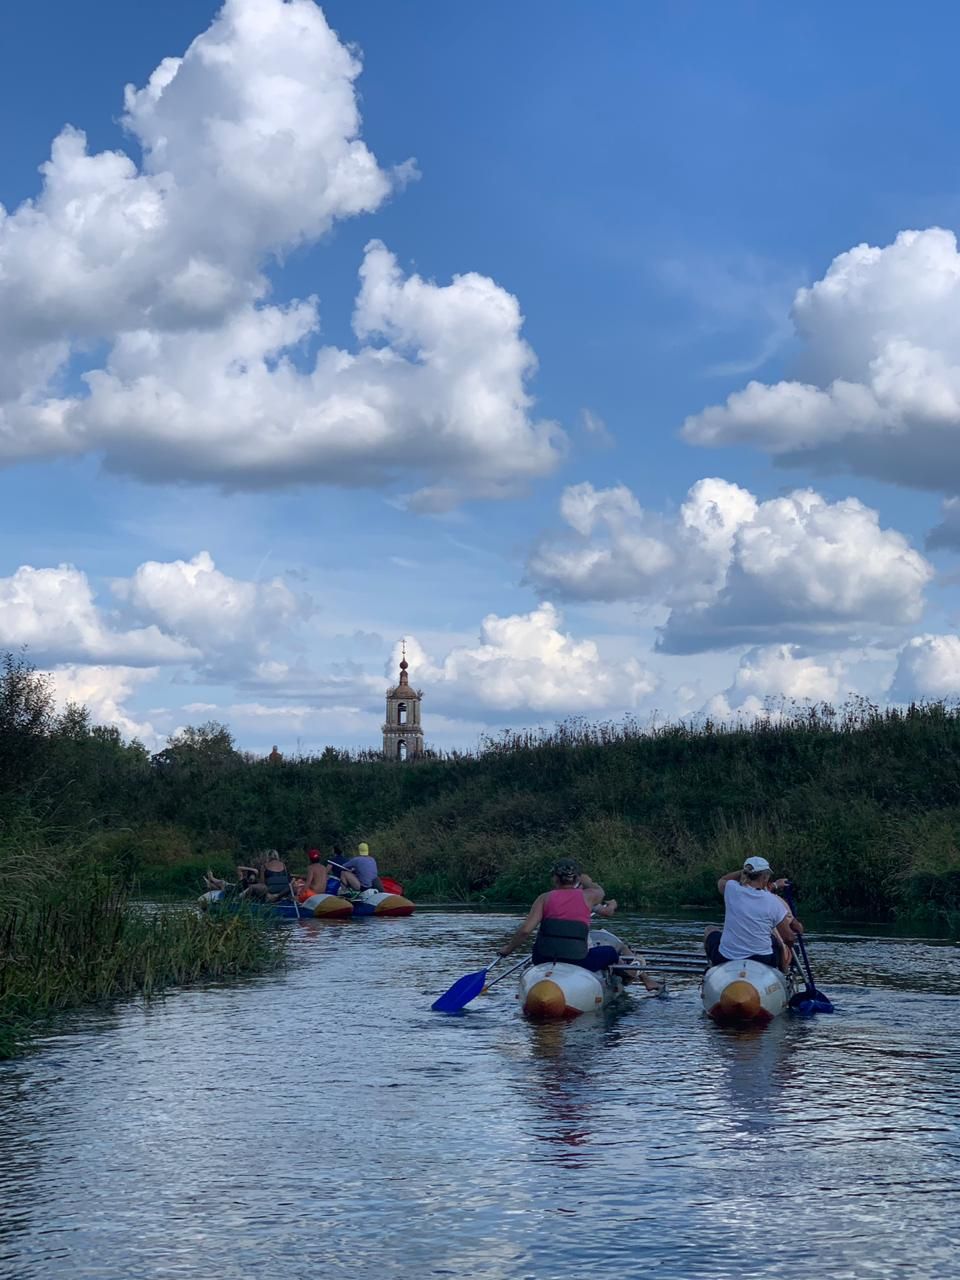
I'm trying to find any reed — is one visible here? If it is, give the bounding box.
[3,649,960,930]
[0,825,285,1059]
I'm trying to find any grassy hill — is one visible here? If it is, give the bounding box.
[4,651,959,927]
[130,705,960,927]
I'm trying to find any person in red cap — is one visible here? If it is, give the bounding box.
[297,848,331,902]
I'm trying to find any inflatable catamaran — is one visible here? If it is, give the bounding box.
[517,927,660,1019]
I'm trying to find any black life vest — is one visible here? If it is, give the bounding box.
[532,917,589,964]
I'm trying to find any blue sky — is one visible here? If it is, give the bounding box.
[2,0,960,752]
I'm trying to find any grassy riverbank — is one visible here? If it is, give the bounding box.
[368,707,960,929]
[0,825,285,1059]
[3,651,960,934]
[121,702,960,931]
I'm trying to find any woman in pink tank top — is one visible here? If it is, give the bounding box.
[496,860,624,967]
[541,885,592,925]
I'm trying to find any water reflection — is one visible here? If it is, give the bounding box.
[520,1018,609,1165]
[0,912,957,1280]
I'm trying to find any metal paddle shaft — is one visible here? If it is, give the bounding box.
[641,952,707,962]
[783,882,835,1013]
[616,960,704,976]
[482,957,531,991]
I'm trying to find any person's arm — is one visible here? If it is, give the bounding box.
[775,914,804,943]
[773,928,793,970]
[578,874,605,909]
[768,881,804,934]
[717,870,741,894]
[499,895,545,957]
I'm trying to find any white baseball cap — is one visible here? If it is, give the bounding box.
[743,856,771,874]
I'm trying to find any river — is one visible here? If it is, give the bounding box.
[1,910,958,1279]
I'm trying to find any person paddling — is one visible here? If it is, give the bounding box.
[497,860,661,991]
[338,842,384,894]
[703,856,803,972]
[297,849,330,902]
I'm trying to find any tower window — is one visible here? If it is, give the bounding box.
[398,702,407,724]
[398,740,408,761]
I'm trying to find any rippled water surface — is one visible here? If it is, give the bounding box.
[1,911,958,1279]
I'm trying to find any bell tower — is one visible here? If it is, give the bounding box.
[382,643,424,760]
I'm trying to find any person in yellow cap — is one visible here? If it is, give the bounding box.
[338,841,384,893]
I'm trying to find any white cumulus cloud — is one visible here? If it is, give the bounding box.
[48,664,162,747]
[0,0,560,506]
[682,228,960,494]
[0,564,197,666]
[71,243,559,504]
[703,644,844,721]
[393,603,659,715]
[890,634,960,702]
[113,550,306,665]
[0,0,394,355]
[527,479,932,653]
[0,551,310,681]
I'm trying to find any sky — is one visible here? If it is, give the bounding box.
[3,0,960,754]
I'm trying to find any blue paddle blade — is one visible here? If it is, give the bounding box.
[789,989,835,1015]
[431,968,489,1013]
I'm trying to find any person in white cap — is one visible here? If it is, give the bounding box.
[703,856,802,971]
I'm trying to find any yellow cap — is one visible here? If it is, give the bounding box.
[358,842,369,855]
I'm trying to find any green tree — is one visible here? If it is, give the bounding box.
[0,651,55,792]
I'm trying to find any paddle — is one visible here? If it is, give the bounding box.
[480,956,531,992]
[431,957,503,1012]
[783,881,834,1014]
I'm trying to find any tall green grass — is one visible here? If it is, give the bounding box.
[364,705,960,928]
[5,646,960,933]
[97,701,960,930]
[0,825,285,1059]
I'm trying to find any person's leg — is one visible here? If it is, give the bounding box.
[704,929,724,966]
[340,869,362,892]
[581,945,621,971]
[757,934,792,971]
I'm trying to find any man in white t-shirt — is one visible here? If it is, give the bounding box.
[703,856,803,971]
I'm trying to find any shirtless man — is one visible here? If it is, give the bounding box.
[297,849,330,901]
